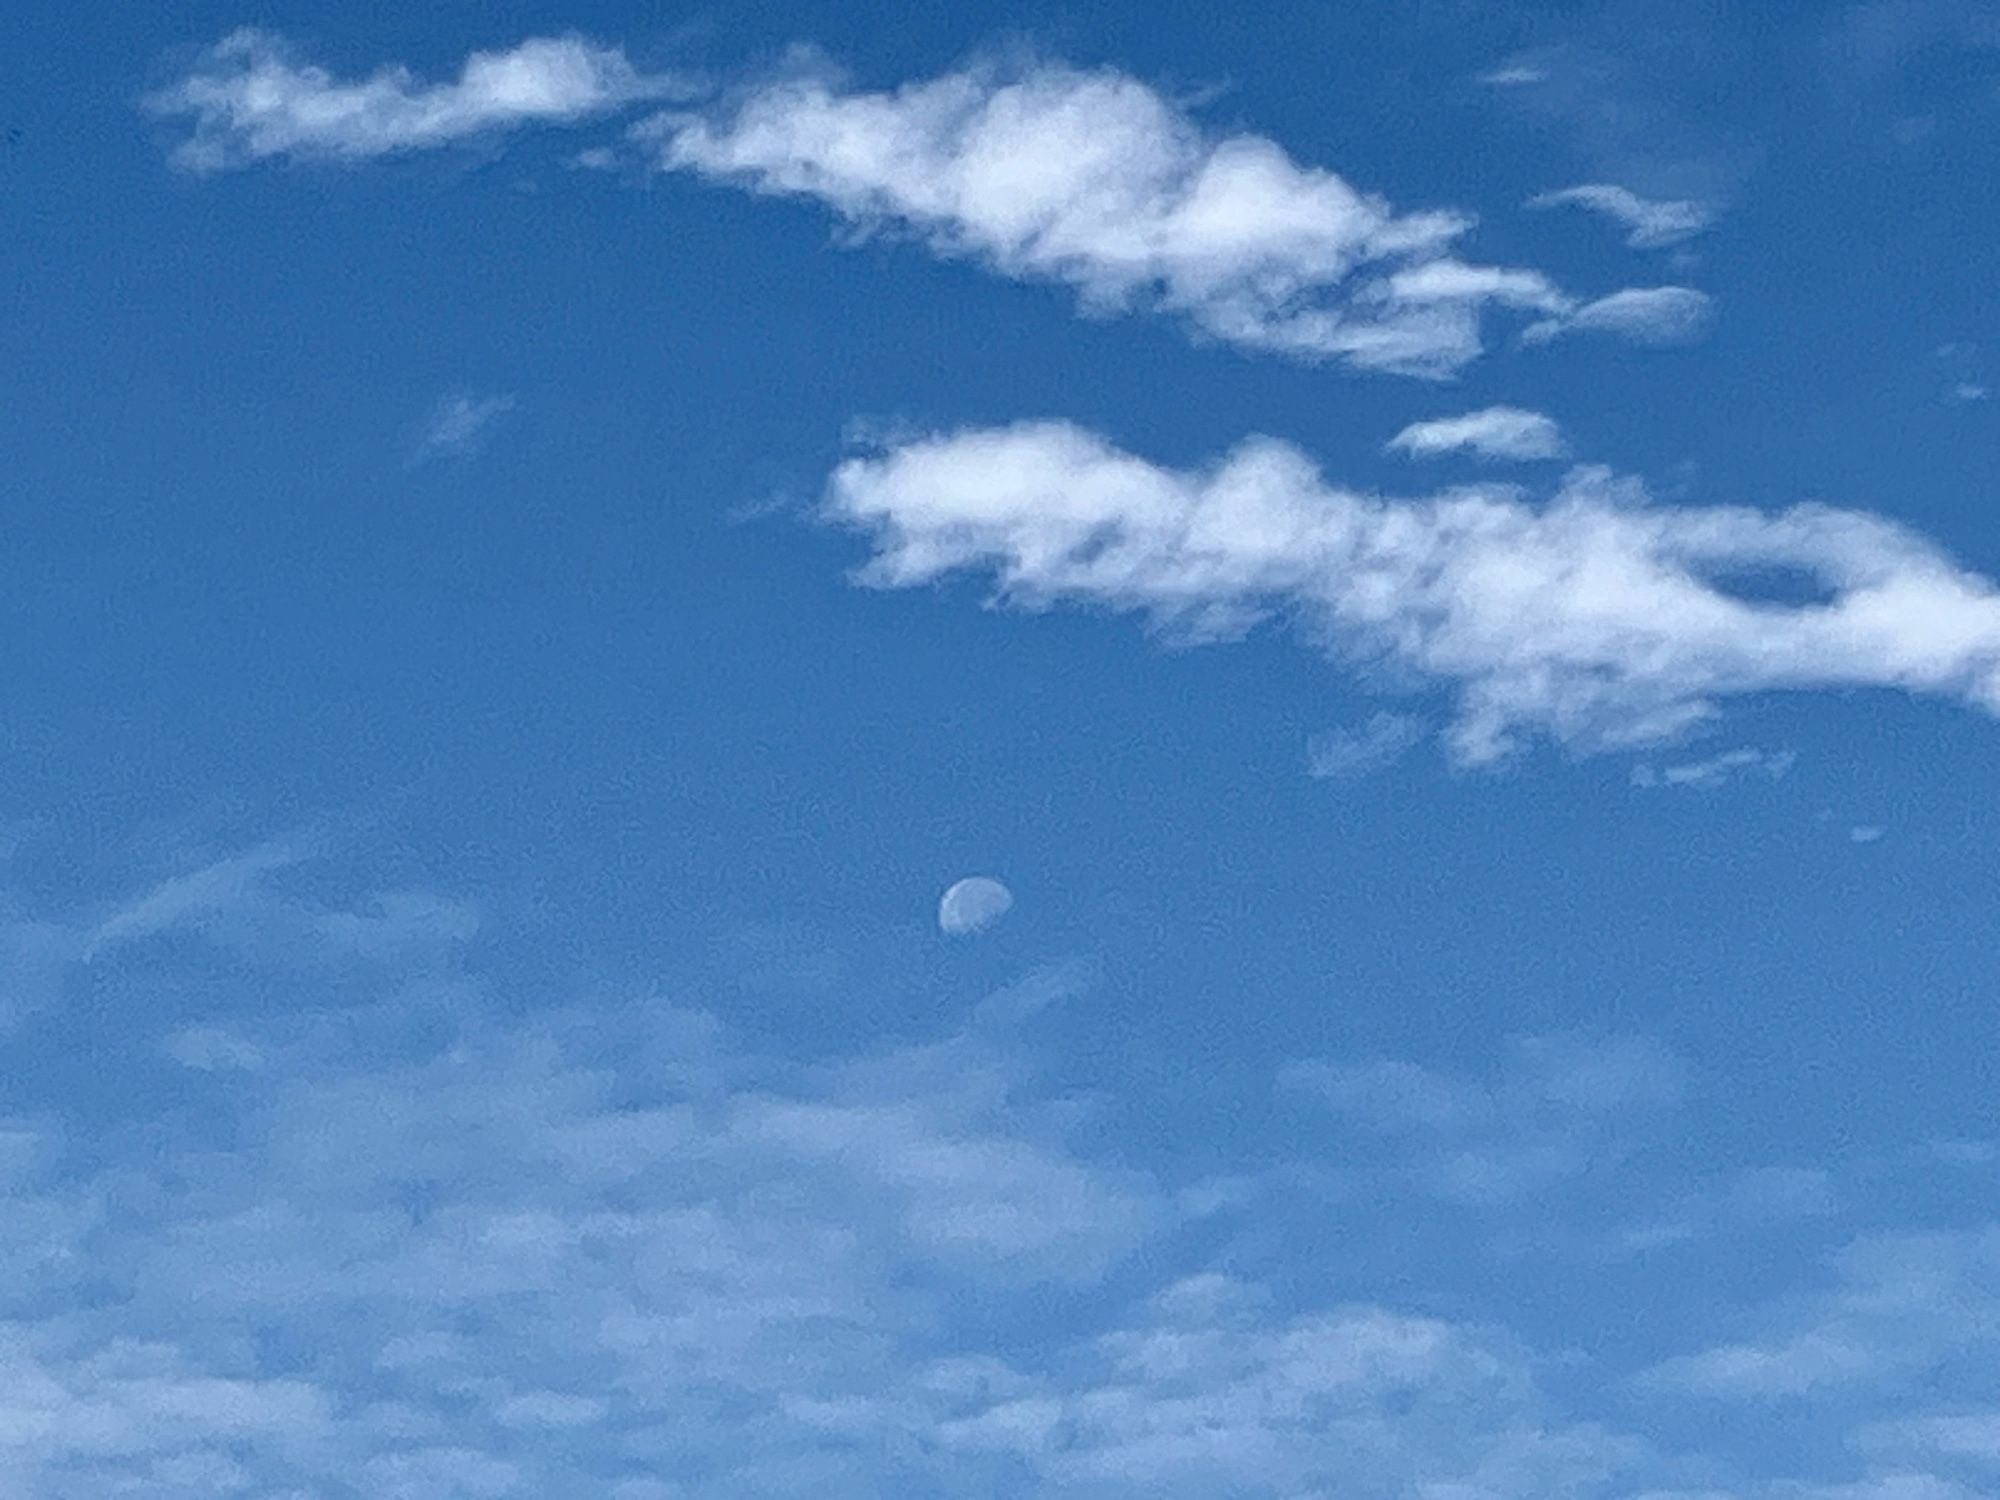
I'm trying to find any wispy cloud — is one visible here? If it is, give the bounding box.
[1631,747,1796,789]
[1388,405,1566,462]
[1642,1226,2000,1399]
[1479,63,1551,87]
[85,837,477,975]
[825,421,2000,762]
[147,30,686,171]
[1524,285,1715,347]
[1529,184,1715,248]
[1283,1034,1685,1205]
[1858,1407,2000,1463]
[645,58,1708,377]
[1307,711,1426,779]
[413,391,517,464]
[86,838,310,954]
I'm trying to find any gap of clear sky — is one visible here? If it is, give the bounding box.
[2,1,1998,1496]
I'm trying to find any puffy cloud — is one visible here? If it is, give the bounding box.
[149,37,1710,373]
[824,421,2000,762]
[1528,184,1715,248]
[650,59,1702,376]
[1388,405,1566,462]
[148,29,682,170]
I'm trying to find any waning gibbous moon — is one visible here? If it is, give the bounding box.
[938,876,1014,935]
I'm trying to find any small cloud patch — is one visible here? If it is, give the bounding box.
[1387,407,1564,462]
[413,392,516,465]
[1631,747,1795,790]
[1307,713,1426,780]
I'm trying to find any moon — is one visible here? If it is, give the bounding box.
[938,876,1013,935]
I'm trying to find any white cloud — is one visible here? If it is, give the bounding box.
[649,59,1700,376]
[1851,824,1887,843]
[1388,406,1566,462]
[825,421,2000,762]
[148,39,1709,374]
[1525,285,1715,346]
[149,29,682,171]
[1631,747,1796,789]
[413,392,517,463]
[0,987,1165,1494]
[1529,184,1715,248]
[1307,711,1426,779]
[1948,382,1989,403]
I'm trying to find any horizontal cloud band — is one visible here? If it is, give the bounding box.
[652,60,1708,376]
[144,33,1712,378]
[146,29,687,170]
[825,422,2000,761]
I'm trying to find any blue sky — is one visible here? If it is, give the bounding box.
[3,0,2000,1495]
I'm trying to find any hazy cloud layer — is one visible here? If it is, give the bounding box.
[1,842,1992,1497]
